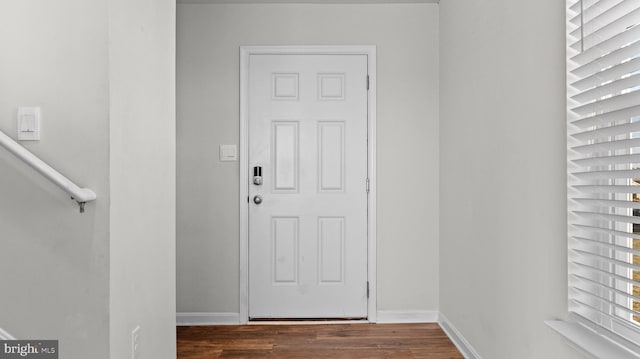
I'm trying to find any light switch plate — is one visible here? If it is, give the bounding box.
[17,107,41,141]
[219,145,237,162]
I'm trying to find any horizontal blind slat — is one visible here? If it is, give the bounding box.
[572,198,640,209]
[571,0,607,13]
[574,274,640,303]
[572,185,640,194]
[570,40,640,78]
[570,7,640,51]
[573,249,640,271]
[570,104,640,129]
[570,90,640,115]
[573,210,640,223]
[570,0,627,23]
[572,224,640,240]
[571,73,640,103]
[572,236,640,255]
[571,137,640,154]
[571,153,640,167]
[571,294,640,322]
[571,57,640,90]
[570,0,640,38]
[573,262,640,287]
[570,119,640,140]
[585,0,628,22]
[571,25,640,65]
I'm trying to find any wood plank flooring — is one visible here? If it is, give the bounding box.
[177,323,464,358]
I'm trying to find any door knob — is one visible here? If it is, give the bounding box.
[253,195,263,205]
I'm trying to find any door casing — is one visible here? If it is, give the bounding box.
[239,45,377,324]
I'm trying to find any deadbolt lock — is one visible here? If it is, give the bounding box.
[253,166,263,186]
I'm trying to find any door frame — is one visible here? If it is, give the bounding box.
[239,46,377,323]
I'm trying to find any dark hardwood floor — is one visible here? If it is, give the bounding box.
[177,323,464,358]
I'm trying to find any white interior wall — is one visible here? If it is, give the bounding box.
[0,1,110,357]
[439,0,582,357]
[0,0,586,356]
[0,1,176,358]
[177,3,439,316]
[0,0,109,359]
[108,0,177,358]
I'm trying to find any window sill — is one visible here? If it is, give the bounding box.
[546,320,640,359]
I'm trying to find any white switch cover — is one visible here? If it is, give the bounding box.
[219,145,237,162]
[17,107,41,141]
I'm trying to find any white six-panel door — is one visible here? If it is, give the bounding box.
[248,54,369,318]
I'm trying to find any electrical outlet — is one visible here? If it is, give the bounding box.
[131,325,141,359]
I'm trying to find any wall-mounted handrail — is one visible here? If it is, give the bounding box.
[0,130,96,213]
[0,327,16,340]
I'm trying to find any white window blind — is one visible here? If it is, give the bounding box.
[568,0,640,352]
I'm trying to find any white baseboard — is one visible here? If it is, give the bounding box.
[177,312,240,326]
[375,310,438,323]
[438,312,481,359]
[178,311,437,325]
[176,310,479,359]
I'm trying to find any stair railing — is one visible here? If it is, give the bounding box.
[0,130,96,213]
[0,327,16,340]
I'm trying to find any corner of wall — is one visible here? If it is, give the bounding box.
[438,312,482,359]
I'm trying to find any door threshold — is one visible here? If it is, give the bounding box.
[249,318,369,325]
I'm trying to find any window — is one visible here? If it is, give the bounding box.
[566,0,640,353]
